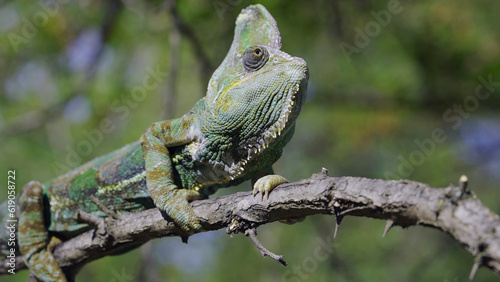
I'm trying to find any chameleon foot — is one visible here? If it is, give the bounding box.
[252,175,288,200]
[160,189,203,233]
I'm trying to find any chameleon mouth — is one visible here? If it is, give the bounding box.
[230,83,300,178]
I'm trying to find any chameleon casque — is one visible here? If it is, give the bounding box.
[0,4,308,281]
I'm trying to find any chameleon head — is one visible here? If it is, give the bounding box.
[193,4,309,176]
[234,44,308,167]
[204,5,308,139]
[210,44,309,147]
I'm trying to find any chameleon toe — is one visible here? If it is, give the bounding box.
[252,175,289,200]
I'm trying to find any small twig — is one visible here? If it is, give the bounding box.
[245,228,287,266]
[89,195,120,219]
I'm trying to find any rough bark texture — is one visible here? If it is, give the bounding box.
[2,170,500,278]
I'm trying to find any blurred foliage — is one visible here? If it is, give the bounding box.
[1,0,499,281]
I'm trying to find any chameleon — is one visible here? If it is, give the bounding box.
[0,4,308,281]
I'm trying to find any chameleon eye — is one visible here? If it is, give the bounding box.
[243,46,269,71]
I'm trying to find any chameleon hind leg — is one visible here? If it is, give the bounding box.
[19,181,67,282]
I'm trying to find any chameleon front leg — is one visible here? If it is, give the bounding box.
[19,181,67,282]
[252,168,305,224]
[251,167,289,200]
[141,115,202,233]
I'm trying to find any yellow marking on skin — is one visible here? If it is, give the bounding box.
[50,194,73,214]
[96,171,147,195]
[187,141,201,156]
[214,65,277,105]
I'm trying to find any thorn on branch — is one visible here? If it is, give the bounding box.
[383,219,394,238]
[334,214,343,239]
[469,256,482,280]
[334,222,341,239]
[330,200,343,239]
[245,228,287,266]
[460,175,469,193]
[312,167,330,180]
[321,167,329,176]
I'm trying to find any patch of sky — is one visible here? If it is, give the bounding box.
[459,118,500,179]
[65,28,102,72]
[63,95,92,124]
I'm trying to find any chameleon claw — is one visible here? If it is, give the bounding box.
[158,189,203,234]
[252,175,288,201]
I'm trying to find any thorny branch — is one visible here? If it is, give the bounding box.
[2,169,499,280]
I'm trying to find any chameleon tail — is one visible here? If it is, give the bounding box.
[19,181,67,282]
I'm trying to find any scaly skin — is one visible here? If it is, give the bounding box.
[0,4,308,281]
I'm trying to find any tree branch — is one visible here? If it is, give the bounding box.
[161,0,181,120]
[166,0,214,84]
[3,169,499,279]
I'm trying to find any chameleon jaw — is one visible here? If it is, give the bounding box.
[229,83,300,179]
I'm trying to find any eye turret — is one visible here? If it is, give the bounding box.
[243,46,269,71]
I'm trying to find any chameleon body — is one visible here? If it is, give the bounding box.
[0,4,308,281]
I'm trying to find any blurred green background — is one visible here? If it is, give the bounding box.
[1,0,499,281]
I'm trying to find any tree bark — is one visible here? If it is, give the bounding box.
[2,169,499,279]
